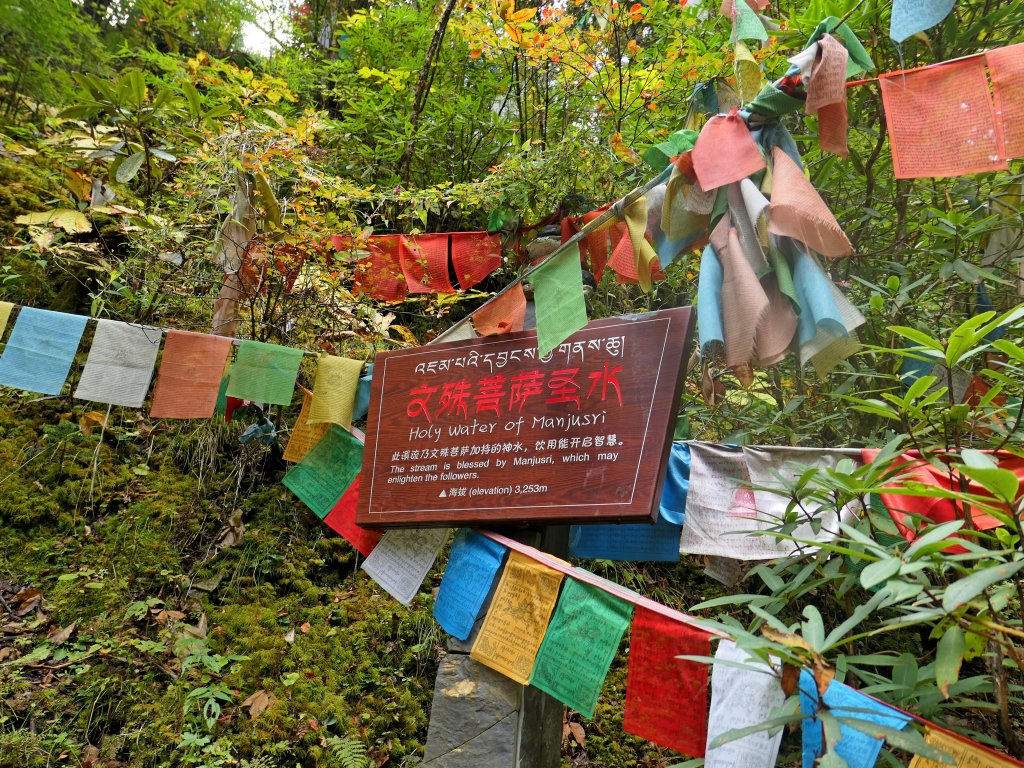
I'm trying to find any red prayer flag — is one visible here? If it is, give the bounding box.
[400,234,456,294]
[691,111,766,191]
[623,607,711,757]
[451,232,502,290]
[471,284,527,336]
[607,228,666,284]
[351,235,408,302]
[986,43,1024,160]
[322,474,381,556]
[150,330,233,419]
[879,58,1007,179]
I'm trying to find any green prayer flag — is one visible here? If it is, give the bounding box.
[532,243,587,358]
[283,425,363,519]
[809,17,874,78]
[642,129,698,171]
[733,0,768,42]
[225,339,304,406]
[768,244,799,312]
[745,83,805,118]
[528,579,633,718]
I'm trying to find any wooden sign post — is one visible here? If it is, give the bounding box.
[357,307,694,529]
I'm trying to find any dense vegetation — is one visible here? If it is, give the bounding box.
[0,0,1022,766]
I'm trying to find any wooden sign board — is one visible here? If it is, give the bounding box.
[356,307,694,528]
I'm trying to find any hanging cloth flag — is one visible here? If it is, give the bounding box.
[768,147,853,257]
[282,391,330,462]
[805,34,850,158]
[349,235,408,302]
[986,43,1024,160]
[890,0,956,42]
[910,727,1022,767]
[74,320,162,408]
[808,17,874,78]
[434,529,508,641]
[471,284,527,336]
[0,307,88,396]
[225,339,304,405]
[692,111,767,191]
[352,362,374,421]
[150,330,233,419]
[283,424,363,518]
[879,59,1006,179]
[470,551,564,684]
[400,234,455,294]
[800,669,912,768]
[731,0,768,42]
[451,232,502,290]
[322,474,381,556]
[705,640,785,768]
[608,197,660,291]
[529,578,633,718]
[361,527,450,606]
[0,301,13,340]
[727,181,770,276]
[697,243,726,355]
[531,243,588,358]
[734,42,763,104]
[309,354,363,428]
[623,607,711,757]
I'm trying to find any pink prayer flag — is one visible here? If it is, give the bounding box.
[150,330,233,419]
[451,232,502,290]
[323,474,381,556]
[692,111,766,191]
[768,147,853,258]
[879,58,1007,179]
[401,234,456,294]
[471,284,527,336]
[623,607,711,757]
[350,235,408,302]
[986,43,1024,160]
[806,35,849,158]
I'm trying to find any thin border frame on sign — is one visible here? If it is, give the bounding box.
[356,307,694,529]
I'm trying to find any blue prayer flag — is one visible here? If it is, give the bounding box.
[0,308,88,396]
[890,0,955,43]
[434,529,507,640]
[353,363,374,421]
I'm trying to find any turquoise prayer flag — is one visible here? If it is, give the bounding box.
[433,529,507,640]
[0,308,88,396]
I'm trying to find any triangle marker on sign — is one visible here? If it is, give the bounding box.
[439,489,447,498]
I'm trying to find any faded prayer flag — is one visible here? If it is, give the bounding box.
[623,607,711,757]
[150,330,233,418]
[890,0,955,42]
[74,320,162,408]
[361,527,449,605]
[987,44,1024,160]
[529,578,632,718]
[471,284,527,336]
[309,354,363,427]
[282,392,329,463]
[531,243,587,358]
[283,424,363,518]
[0,307,88,395]
[225,339,304,405]
[323,474,381,556]
[433,529,507,640]
[800,669,911,768]
[470,551,564,684]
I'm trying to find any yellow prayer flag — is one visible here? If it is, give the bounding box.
[623,197,658,292]
[309,355,364,428]
[283,392,329,463]
[0,302,14,340]
[909,727,1019,768]
[470,551,564,684]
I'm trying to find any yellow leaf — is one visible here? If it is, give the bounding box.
[79,411,107,436]
[503,23,523,45]
[509,7,537,22]
[15,209,92,234]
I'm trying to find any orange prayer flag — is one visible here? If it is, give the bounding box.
[768,147,853,258]
[352,235,408,302]
[471,284,527,336]
[879,58,1007,179]
[451,232,502,290]
[400,234,456,294]
[283,392,330,463]
[691,111,766,191]
[986,43,1024,160]
[149,330,233,419]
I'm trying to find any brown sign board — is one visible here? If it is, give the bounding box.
[356,307,694,528]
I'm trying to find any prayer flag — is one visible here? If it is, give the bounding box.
[531,243,587,358]
[225,339,303,405]
[607,197,659,291]
[433,529,507,640]
[879,59,1007,179]
[0,301,13,340]
[734,42,762,104]
[987,43,1024,160]
[471,284,527,336]
[768,147,852,257]
[470,551,563,684]
[150,330,233,418]
[309,354,363,427]
[890,0,955,42]
[322,474,381,556]
[808,17,874,78]
[282,392,330,463]
[692,112,766,191]
[705,640,785,768]
[75,320,162,408]
[623,608,711,756]
[400,234,455,294]
[451,231,502,290]
[800,669,912,768]
[361,527,449,605]
[806,35,850,158]
[568,513,681,562]
[353,363,374,421]
[350,235,408,302]
[0,307,88,395]
[909,727,1020,767]
[732,0,767,42]
[529,578,632,718]
[283,424,363,518]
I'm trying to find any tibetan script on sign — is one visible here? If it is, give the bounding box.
[357,307,694,527]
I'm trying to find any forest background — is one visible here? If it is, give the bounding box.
[0,0,1022,766]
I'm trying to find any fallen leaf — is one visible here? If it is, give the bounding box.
[299,622,311,634]
[13,587,42,616]
[242,689,275,719]
[49,621,77,645]
[568,721,586,747]
[79,411,107,436]
[284,628,295,644]
[15,209,92,234]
